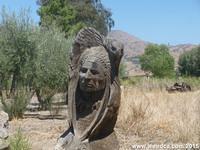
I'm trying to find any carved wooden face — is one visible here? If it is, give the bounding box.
[79,61,106,92]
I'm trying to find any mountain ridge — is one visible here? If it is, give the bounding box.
[107,30,198,76]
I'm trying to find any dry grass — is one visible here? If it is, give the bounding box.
[7,82,199,150]
[116,86,200,149]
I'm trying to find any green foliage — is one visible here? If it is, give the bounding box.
[9,129,31,150]
[0,8,36,119]
[0,8,71,111]
[178,46,200,76]
[33,25,71,110]
[34,26,70,90]
[0,8,37,94]
[1,90,29,120]
[140,44,175,78]
[37,0,114,36]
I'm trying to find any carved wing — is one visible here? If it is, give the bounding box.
[104,38,124,75]
[69,27,106,77]
[71,27,104,60]
[70,27,124,75]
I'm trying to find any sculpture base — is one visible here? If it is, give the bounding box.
[88,132,119,150]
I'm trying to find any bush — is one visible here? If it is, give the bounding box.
[1,90,29,120]
[9,129,31,150]
[140,44,175,78]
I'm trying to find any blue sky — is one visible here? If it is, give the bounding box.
[0,0,200,45]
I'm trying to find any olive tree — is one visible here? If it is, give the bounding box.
[33,26,71,109]
[0,8,36,97]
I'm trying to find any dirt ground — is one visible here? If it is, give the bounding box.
[9,118,68,150]
[8,88,200,150]
[9,118,129,150]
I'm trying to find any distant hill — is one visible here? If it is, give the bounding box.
[169,44,198,63]
[107,30,148,58]
[107,30,198,76]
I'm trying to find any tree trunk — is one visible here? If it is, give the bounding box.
[35,88,44,110]
[10,75,16,96]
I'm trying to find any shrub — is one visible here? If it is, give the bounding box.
[9,129,31,150]
[1,90,29,120]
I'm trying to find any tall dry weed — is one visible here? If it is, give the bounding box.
[117,86,200,149]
